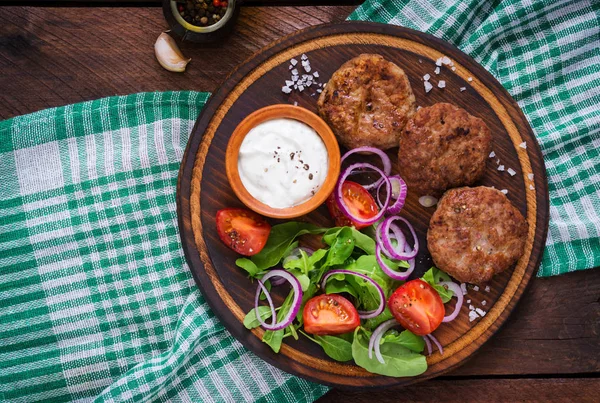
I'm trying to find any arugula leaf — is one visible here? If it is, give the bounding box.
[324,227,355,267]
[283,249,327,274]
[243,306,273,329]
[422,267,453,303]
[250,222,326,271]
[315,334,354,362]
[362,307,394,331]
[235,258,261,277]
[323,226,376,255]
[324,278,358,299]
[262,329,284,353]
[352,328,427,377]
[343,255,398,311]
[380,329,425,353]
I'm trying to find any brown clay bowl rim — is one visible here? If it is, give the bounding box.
[225,104,341,219]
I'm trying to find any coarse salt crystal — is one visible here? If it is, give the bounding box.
[528,173,534,180]
[301,59,309,66]
[519,141,527,149]
[317,89,322,93]
[436,57,443,66]
[289,65,293,70]
[442,56,452,65]
[281,86,292,94]
[482,300,487,306]
[501,189,508,194]
[530,184,535,190]
[423,73,431,81]
[291,69,298,76]
[424,81,433,93]
[419,58,423,63]
[438,80,446,88]
[460,87,466,92]
[496,159,500,165]
[468,77,473,82]
[304,65,312,73]
[293,84,298,89]
[285,80,294,86]
[311,93,315,96]
[301,54,307,60]
[469,311,479,322]
[460,283,467,295]
[507,168,516,176]
[313,71,319,78]
[489,151,496,158]
[476,308,487,317]
[466,299,472,304]
[293,101,298,106]
[298,85,305,92]
[290,58,297,66]
[306,81,313,87]
[434,66,441,75]
[485,286,490,292]
[452,66,456,71]
[498,165,505,171]
[469,304,475,311]
[292,75,298,82]
[473,285,480,291]
[417,105,422,110]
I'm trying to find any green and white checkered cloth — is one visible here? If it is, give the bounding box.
[0,92,328,402]
[1,1,599,402]
[350,0,600,277]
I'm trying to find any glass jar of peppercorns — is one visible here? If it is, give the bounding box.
[163,0,239,43]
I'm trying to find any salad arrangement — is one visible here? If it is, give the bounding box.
[216,147,464,377]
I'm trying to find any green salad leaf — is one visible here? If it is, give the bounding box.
[351,328,427,377]
[245,222,326,272]
[380,329,425,353]
[422,267,453,303]
[324,278,358,299]
[323,226,376,255]
[243,306,273,329]
[312,334,353,362]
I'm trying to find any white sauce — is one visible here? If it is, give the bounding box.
[238,118,328,209]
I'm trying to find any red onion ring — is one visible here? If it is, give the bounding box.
[255,280,276,328]
[375,243,415,281]
[423,335,432,356]
[376,223,406,260]
[379,216,419,260]
[335,163,391,225]
[341,147,392,190]
[427,334,444,355]
[254,270,303,331]
[321,269,385,319]
[377,175,408,214]
[368,319,399,364]
[439,281,464,322]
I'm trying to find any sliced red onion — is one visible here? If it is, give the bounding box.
[254,269,302,331]
[255,280,276,328]
[335,163,390,225]
[376,222,406,260]
[423,335,432,356]
[377,175,408,214]
[427,334,444,355]
[341,147,391,190]
[321,269,385,319]
[439,281,464,322]
[379,216,419,260]
[419,195,438,208]
[375,243,414,281]
[368,319,399,364]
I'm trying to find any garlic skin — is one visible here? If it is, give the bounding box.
[155,32,191,73]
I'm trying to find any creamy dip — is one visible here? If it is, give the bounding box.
[238,118,328,209]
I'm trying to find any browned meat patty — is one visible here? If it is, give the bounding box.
[317,54,416,150]
[427,186,528,285]
[398,103,492,197]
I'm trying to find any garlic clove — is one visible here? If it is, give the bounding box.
[154,32,191,73]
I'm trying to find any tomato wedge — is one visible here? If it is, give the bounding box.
[303,294,360,335]
[326,181,379,230]
[216,208,271,256]
[388,279,444,336]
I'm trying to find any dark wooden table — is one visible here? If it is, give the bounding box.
[1,2,598,401]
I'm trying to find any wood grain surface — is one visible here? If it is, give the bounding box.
[177,21,550,388]
[1,3,598,399]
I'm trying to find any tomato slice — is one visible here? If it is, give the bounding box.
[388,279,444,336]
[216,208,271,256]
[326,181,378,230]
[303,294,360,335]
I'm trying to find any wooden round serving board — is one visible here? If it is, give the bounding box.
[177,22,549,388]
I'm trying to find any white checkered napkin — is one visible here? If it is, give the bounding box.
[350,0,600,277]
[0,92,329,402]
